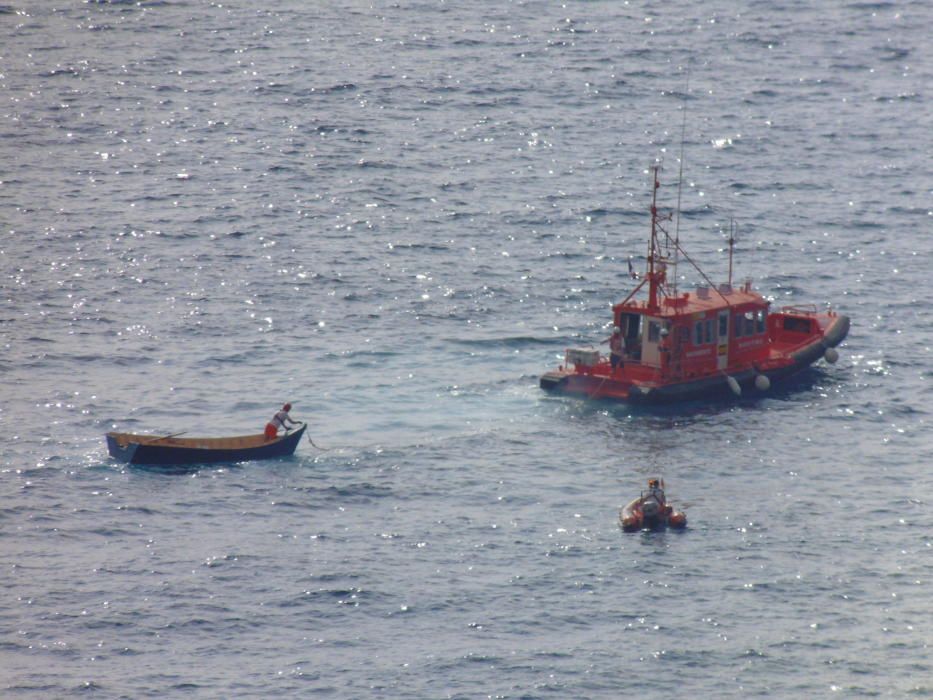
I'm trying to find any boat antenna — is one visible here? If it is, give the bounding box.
[728,218,736,288]
[646,164,669,311]
[672,64,690,298]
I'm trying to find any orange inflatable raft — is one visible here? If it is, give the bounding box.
[620,479,687,532]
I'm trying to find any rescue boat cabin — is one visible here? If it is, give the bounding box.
[613,280,772,384]
[605,163,776,384]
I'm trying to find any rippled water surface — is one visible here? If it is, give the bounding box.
[2,1,931,697]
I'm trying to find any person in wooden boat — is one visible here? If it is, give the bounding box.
[265,402,300,440]
[608,326,625,374]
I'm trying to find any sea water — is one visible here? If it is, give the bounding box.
[1,1,931,697]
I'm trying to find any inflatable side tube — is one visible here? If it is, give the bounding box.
[631,368,758,404]
[789,314,849,369]
[620,499,644,531]
[823,314,850,348]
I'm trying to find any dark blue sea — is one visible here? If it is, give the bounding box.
[2,1,931,697]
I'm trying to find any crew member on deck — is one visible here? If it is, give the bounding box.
[609,326,625,373]
[265,402,300,440]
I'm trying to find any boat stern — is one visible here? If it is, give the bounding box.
[540,370,570,392]
[106,433,138,463]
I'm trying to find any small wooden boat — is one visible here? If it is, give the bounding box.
[105,424,306,465]
[620,479,687,532]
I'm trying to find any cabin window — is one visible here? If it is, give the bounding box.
[694,321,703,345]
[783,316,812,333]
[704,319,715,344]
[756,310,766,334]
[734,313,745,338]
[744,312,756,336]
[718,314,728,337]
[648,321,660,343]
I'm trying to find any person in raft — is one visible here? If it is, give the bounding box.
[265,402,300,440]
[646,478,665,504]
[609,326,625,373]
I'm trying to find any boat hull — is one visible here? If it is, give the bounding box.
[542,313,849,403]
[620,498,687,532]
[106,425,306,465]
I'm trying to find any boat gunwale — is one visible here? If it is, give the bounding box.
[107,429,299,451]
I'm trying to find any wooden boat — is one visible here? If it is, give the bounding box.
[105,424,306,465]
[540,165,849,403]
[620,480,687,532]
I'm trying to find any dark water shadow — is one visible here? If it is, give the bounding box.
[124,454,302,476]
[618,525,690,551]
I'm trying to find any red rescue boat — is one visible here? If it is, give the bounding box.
[620,478,687,532]
[540,166,849,403]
